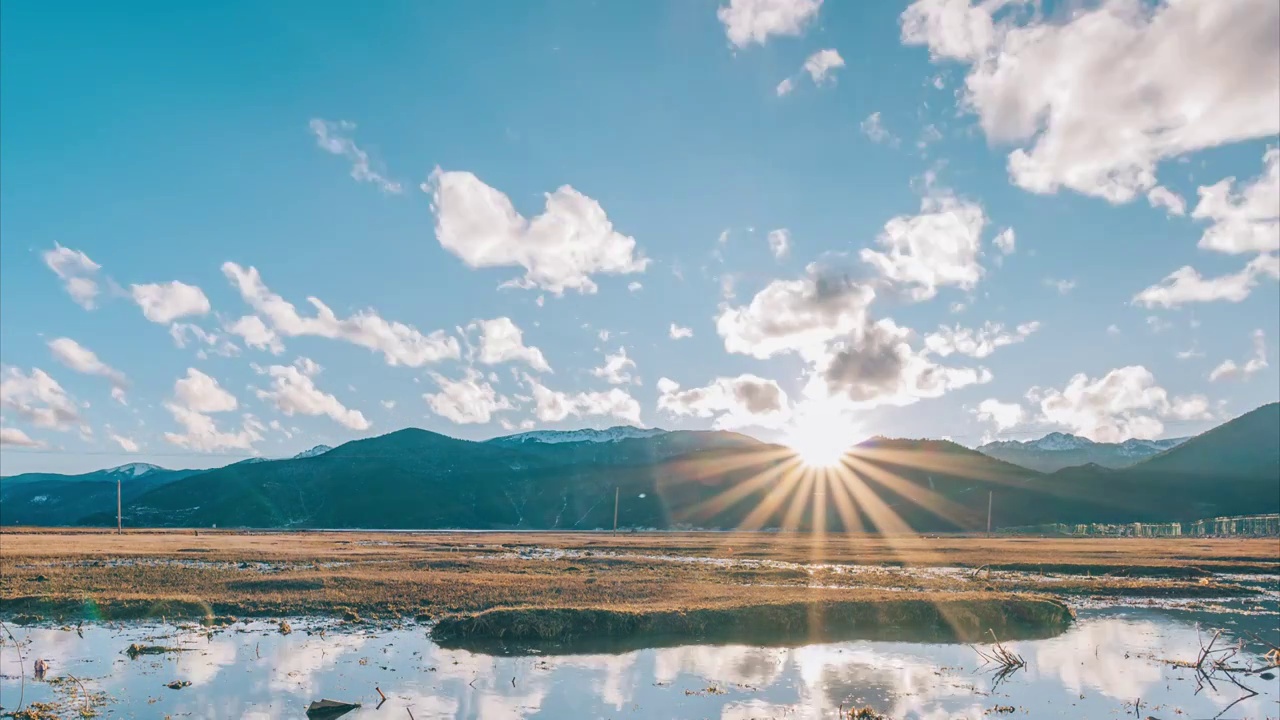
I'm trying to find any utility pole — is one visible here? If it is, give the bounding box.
[986,490,993,537]
[117,476,122,535]
[613,486,620,534]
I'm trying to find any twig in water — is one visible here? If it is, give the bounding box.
[0,620,26,712]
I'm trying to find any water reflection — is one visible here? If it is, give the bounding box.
[1,609,1275,719]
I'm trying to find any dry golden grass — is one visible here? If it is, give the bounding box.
[0,530,1274,630]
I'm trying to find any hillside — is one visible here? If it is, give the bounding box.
[1013,404,1280,524]
[978,433,1189,472]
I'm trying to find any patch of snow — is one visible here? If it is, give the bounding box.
[105,463,163,478]
[1030,432,1093,451]
[492,425,668,445]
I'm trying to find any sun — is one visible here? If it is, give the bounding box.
[782,404,862,467]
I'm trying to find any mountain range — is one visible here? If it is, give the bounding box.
[2,403,1276,530]
[977,433,1190,473]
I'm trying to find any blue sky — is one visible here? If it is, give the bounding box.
[2,0,1277,475]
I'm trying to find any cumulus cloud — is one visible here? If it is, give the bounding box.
[110,433,140,452]
[972,398,1025,431]
[717,269,876,360]
[924,321,1039,358]
[1028,365,1209,442]
[222,263,459,367]
[1132,254,1279,308]
[627,282,643,292]
[992,227,1015,255]
[425,368,514,424]
[309,119,402,194]
[131,281,211,324]
[1208,329,1269,382]
[591,347,637,385]
[163,368,261,451]
[225,315,285,355]
[524,374,641,425]
[1147,186,1187,216]
[778,49,845,95]
[814,319,993,408]
[767,229,791,259]
[47,337,128,401]
[1,427,45,448]
[902,0,1280,203]
[860,192,987,301]
[425,170,648,295]
[42,243,101,309]
[0,368,80,429]
[861,112,896,145]
[657,374,790,429]
[718,0,823,48]
[169,323,241,358]
[472,317,551,372]
[669,323,694,340]
[1192,148,1279,255]
[255,359,371,430]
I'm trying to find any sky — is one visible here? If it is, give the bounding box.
[1,0,1277,475]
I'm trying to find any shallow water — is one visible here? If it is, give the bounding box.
[2,610,1276,719]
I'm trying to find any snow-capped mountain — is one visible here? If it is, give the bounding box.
[489,426,668,445]
[978,433,1190,473]
[293,445,333,459]
[104,462,164,478]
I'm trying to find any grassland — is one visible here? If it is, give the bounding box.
[1,530,1275,646]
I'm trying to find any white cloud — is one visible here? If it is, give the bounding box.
[1,427,44,448]
[591,347,636,385]
[131,281,211,324]
[669,323,694,340]
[767,228,791,259]
[627,281,643,292]
[223,262,460,367]
[309,119,402,194]
[813,319,993,409]
[524,374,641,425]
[1192,148,1279,255]
[425,368,514,424]
[924,320,1039,358]
[860,192,987,301]
[1028,365,1208,442]
[803,48,844,84]
[225,315,285,355]
[42,243,101,309]
[779,49,845,94]
[473,317,551,372]
[718,0,823,48]
[972,398,1025,431]
[163,369,260,452]
[380,400,396,410]
[169,323,241,358]
[425,170,649,295]
[861,112,896,144]
[47,337,128,401]
[1044,278,1077,295]
[1132,254,1279,308]
[1208,329,1269,382]
[657,374,790,430]
[0,368,80,429]
[1147,186,1187,216]
[110,433,140,453]
[1107,324,1121,336]
[992,227,1015,255]
[255,360,370,430]
[172,368,238,413]
[717,270,876,360]
[902,0,1280,203]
